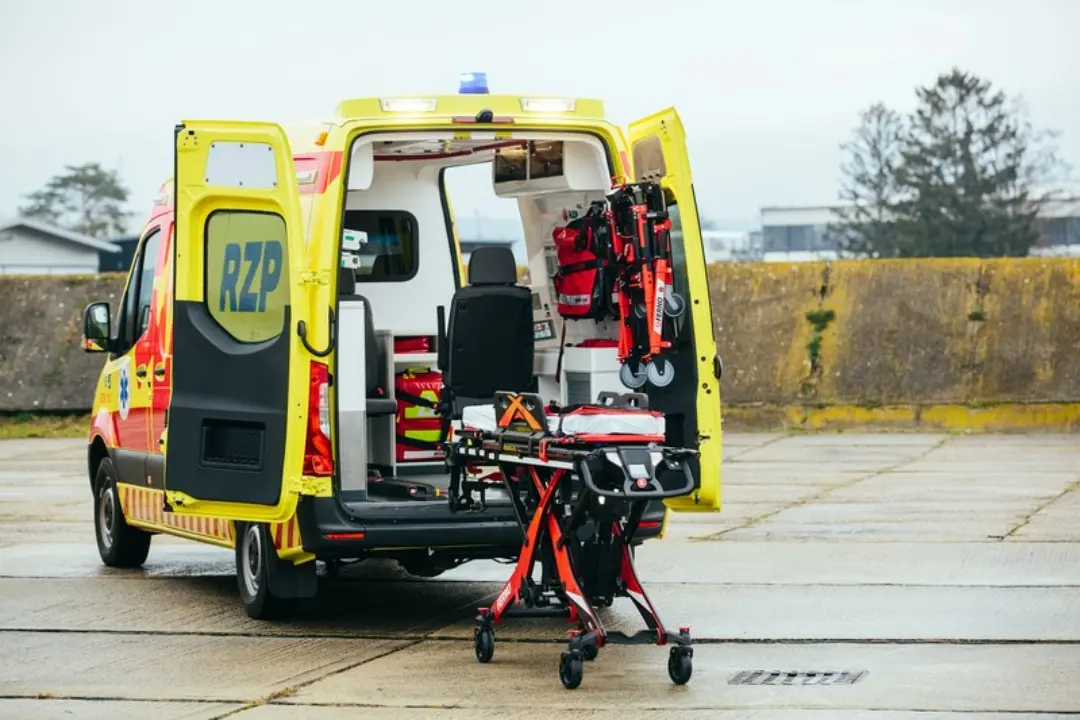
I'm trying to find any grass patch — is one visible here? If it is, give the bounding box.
[0,414,90,439]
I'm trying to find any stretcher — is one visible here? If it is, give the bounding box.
[445,390,697,690]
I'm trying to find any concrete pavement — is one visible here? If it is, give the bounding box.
[1,433,1079,717]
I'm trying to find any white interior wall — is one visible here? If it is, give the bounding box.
[344,162,457,335]
[519,191,620,346]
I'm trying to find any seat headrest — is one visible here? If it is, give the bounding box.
[338,265,356,295]
[468,246,518,286]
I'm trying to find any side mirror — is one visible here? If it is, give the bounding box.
[83,302,112,353]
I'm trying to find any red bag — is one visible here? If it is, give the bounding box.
[394,369,444,462]
[551,205,618,321]
[394,336,431,353]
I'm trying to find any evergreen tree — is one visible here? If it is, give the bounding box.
[19,162,132,238]
[829,103,905,257]
[833,68,1067,257]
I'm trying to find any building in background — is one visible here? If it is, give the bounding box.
[98,235,139,273]
[0,218,120,275]
[453,216,526,265]
[759,195,1080,262]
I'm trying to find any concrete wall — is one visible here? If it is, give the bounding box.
[0,273,126,412]
[712,257,1080,431]
[0,228,102,275]
[3,257,1080,431]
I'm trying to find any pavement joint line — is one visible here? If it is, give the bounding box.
[691,435,955,541]
[3,627,1080,645]
[722,432,794,462]
[261,702,1080,715]
[4,696,1076,715]
[208,589,501,719]
[209,638,425,720]
[991,476,1080,541]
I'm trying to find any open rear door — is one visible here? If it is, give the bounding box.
[627,108,721,512]
[164,121,309,523]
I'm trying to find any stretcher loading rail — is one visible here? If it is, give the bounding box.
[444,391,697,690]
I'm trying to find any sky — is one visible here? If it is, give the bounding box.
[1,0,1078,233]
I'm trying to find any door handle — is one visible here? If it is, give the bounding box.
[154,362,167,379]
[135,365,148,379]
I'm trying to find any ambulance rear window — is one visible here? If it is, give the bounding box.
[342,210,419,283]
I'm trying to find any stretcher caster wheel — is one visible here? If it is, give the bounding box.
[582,643,598,661]
[619,362,649,389]
[474,626,494,663]
[664,289,686,318]
[668,646,693,685]
[559,651,584,689]
[646,358,675,387]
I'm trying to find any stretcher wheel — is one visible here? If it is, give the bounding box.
[582,643,598,661]
[668,646,693,685]
[559,651,584,689]
[646,358,675,387]
[619,362,649,389]
[474,626,494,663]
[664,290,686,318]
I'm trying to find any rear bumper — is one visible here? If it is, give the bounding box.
[299,495,667,559]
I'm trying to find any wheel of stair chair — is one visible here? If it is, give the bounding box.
[619,361,649,389]
[663,287,686,318]
[645,358,676,387]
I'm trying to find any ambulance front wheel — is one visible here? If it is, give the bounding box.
[93,457,151,568]
[236,522,298,621]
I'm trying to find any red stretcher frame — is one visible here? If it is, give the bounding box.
[447,419,697,690]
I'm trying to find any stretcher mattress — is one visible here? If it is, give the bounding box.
[461,404,665,437]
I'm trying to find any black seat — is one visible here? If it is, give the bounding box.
[438,247,534,417]
[339,267,397,416]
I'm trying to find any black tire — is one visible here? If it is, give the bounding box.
[93,457,151,568]
[474,626,495,663]
[235,522,298,620]
[668,647,693,685]
[582,642,599,661]
[559,651,584,690]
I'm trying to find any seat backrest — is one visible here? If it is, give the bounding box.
[339,267,383,396]
[444,247,534,411]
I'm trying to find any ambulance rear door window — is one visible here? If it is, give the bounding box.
[342,209,419,283]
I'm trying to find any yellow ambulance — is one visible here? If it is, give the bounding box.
[80,74,723,619]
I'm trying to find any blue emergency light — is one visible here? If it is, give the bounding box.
[459,72,489,94]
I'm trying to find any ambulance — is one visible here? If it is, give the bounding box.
[80,74,723,620]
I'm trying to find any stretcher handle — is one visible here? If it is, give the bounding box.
[576,449,696,500]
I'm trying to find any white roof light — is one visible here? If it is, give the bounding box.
[520,98,576,113]
[379,98,438,112]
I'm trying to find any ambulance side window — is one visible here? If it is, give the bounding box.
[342,209,418,283]
[204,210,290,343]
[115,228,162,355]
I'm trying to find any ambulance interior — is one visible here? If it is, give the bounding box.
[332,130,691,508]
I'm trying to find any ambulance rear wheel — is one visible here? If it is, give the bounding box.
[236,522,298,621]
[94,458,151,568]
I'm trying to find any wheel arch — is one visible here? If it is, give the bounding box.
[88,437,111,492]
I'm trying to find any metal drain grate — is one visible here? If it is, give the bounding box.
[729,670,867,686]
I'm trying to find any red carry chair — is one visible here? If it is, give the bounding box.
[607,182,686,389]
